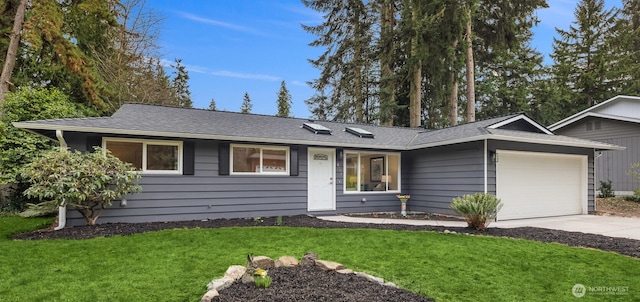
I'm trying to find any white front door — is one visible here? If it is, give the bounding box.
[308,148,336,211]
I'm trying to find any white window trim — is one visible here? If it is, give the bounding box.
[102,137,183,174]
[230,144,290,175]
[343,151,401,194]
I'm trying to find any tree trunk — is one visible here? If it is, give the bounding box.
[450,38,459,126]
[353,6,364,123]
[0,0,28,106]
[379,0,395,126]
[464,7,476,122]
[409,2,422,128]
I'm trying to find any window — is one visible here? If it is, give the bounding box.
[344,152,400,192]
[103,138,182,174]
[231,144,289,174]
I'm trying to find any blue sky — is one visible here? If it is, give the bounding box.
[151,0,622,118]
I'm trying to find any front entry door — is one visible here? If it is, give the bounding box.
[307,148,336,211]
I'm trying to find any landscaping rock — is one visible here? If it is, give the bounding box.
[315,260,345,271]
[275,256,299,267]
[223,265,246,280]
[301,252,318,267]
[200,289,219,302]
[253,255,275,269]
[336,268,354,274]
[356,272,385,284]
[206,277,234,291]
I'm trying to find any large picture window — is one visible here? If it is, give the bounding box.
[344,152,400,192]
[103,138,182,174]
[231,144,289,174]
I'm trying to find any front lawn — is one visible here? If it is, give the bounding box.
[0,216,637,301]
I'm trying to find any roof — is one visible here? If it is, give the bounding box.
[14,103,623,151]
[548,95,640,130]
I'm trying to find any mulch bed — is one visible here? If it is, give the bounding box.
[11,215,640,301]
[213,266,433,302]
[13,215,640,259]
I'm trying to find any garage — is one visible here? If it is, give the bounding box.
[496,150,587,220]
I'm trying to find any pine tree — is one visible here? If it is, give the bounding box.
[302,0,374,123]
[614,0,640,95]
[551,0,618,113]
[276,81,292,117]
[208,98,217,111]
[240,92,252,113]
[170,58,192,108]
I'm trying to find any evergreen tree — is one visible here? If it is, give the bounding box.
[302,0,374,123]
[170,58,192,108]
[240,92,252,113]
[208,98,217,111]
[614,0,640,95]
[550,0,618,114]
[276,81,292,117]
[17,0,117,111]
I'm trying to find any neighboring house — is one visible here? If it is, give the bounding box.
[549,95,640,195]
[15,104,621,226]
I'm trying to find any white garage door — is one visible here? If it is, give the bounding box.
[496,150,587,220]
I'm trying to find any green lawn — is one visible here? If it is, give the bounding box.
[0,216,638,301]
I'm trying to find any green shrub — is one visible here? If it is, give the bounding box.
[598,180,615,198]
[254,275,272,288]
[451,193,503,231]
[21,147,142,225]
[623,189,640,202]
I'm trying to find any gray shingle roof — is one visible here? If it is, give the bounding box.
[14,103,622,151]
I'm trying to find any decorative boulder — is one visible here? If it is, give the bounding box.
[275,256,299,268]
[301,252,318,267]
[253,255,275,269]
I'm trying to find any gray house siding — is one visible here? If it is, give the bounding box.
[554,117,640,193]
[64,134,310,225]
[487,140,596,212]
[63,134,412,225]
[405,141,486,215]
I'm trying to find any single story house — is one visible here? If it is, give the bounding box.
[15,103,622,226]
[549,95,640,195]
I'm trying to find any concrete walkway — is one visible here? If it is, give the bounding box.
[318,215,640,240]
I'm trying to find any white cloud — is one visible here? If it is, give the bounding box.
[209,70,280,81]
[177,12,263,35]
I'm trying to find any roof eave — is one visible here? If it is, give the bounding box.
[13,122,408,151]
[548,95,640,130]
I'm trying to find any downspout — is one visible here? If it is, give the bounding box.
[54,130,67,231]
[483,139,488,194]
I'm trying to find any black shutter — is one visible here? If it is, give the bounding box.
[218,143,230,175]
[86,136,102,152]
[183,141,195,175]
[290,147,299,176]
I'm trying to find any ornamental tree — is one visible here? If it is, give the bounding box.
[21,147,142,225]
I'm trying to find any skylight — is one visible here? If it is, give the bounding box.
[345,127,374,138]
[303,122,332,135]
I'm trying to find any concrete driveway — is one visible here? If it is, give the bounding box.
[320,215,640,240]
[493,215,640,240]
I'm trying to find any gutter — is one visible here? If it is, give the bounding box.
[54,130,67,231]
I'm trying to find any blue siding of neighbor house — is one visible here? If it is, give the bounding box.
[554,117,640,193]
[404,141,486,216]
[487,140,596,212]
